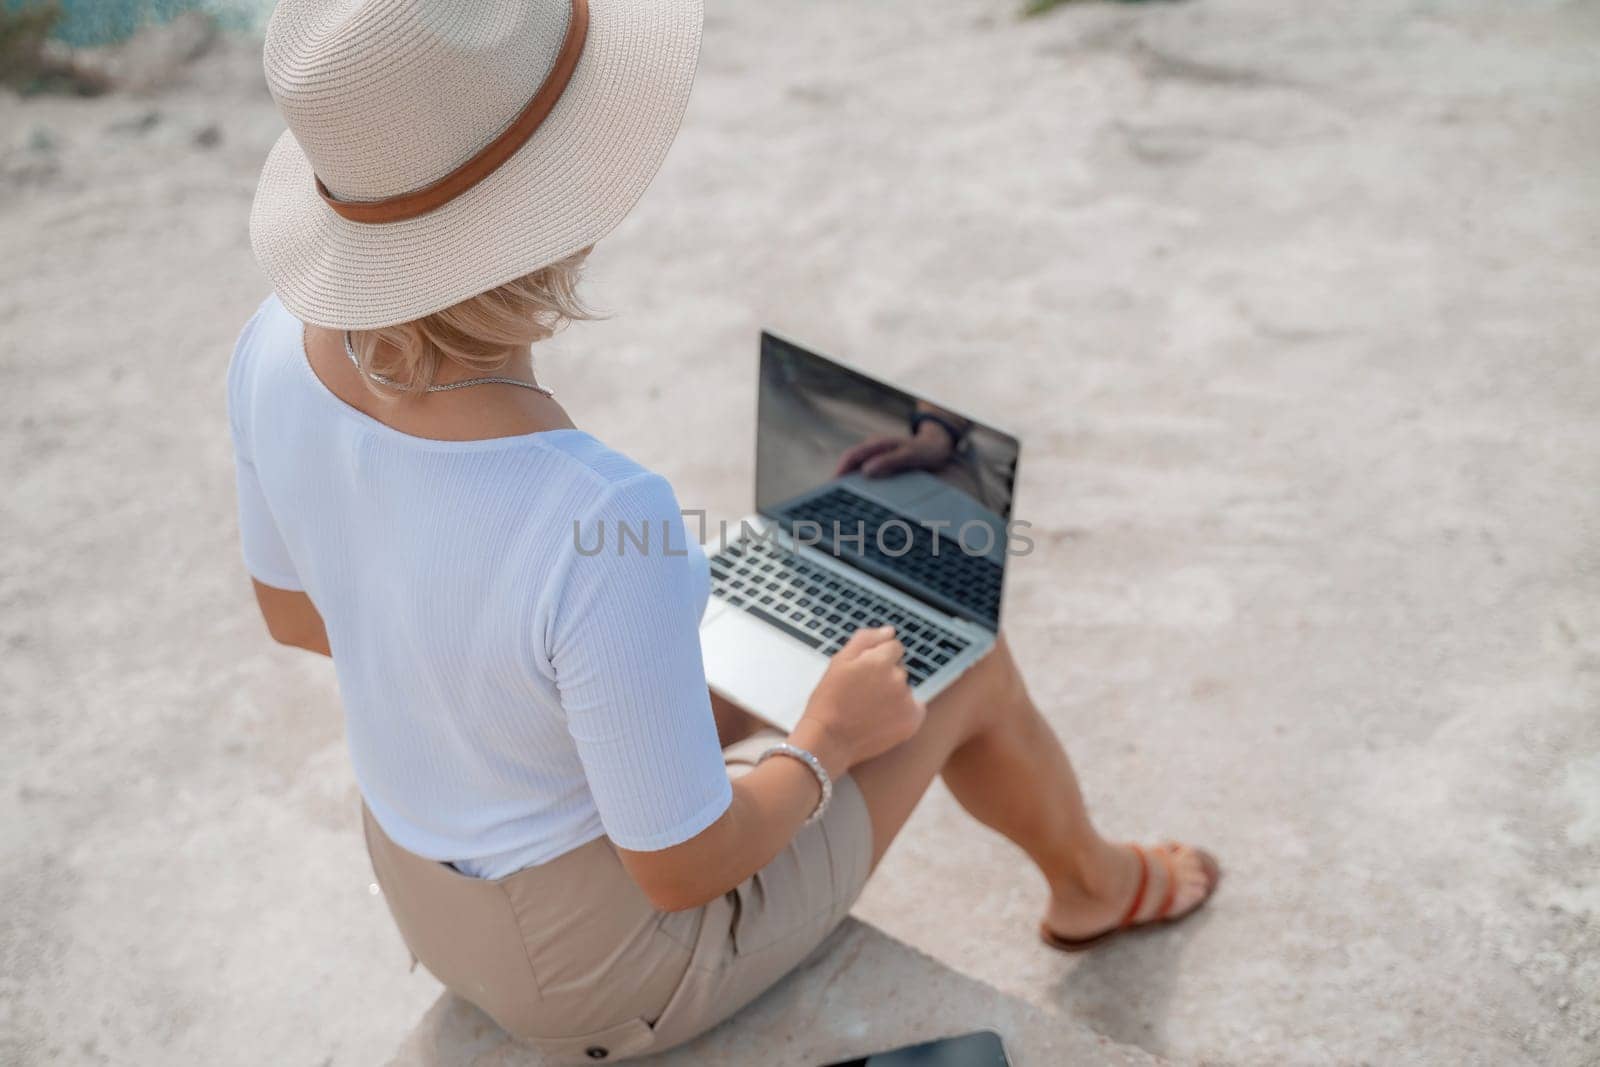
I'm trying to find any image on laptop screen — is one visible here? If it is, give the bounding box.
[755,332,1021,632]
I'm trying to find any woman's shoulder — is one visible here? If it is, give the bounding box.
[529,433,688,521]
[495,437,698,606]
[234,292,300,362]
[228,293,301,393]
[535,431,656,486]
[226,293,304,441]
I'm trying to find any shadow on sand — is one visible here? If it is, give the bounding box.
[388,918,1160,1066]
[1048,907,1220,1058]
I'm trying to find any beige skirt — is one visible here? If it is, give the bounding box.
[360,730,874,1063]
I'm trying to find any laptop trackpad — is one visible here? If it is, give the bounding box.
[700,606,828,733]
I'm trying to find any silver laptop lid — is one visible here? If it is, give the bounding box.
[755,331,1021,632]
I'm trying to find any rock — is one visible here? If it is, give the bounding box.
[193,123,222,149]
[108,109,161,135]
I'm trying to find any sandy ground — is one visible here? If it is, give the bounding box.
[3,0,1598,1064]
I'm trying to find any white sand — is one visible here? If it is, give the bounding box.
[3,0,1598,1064]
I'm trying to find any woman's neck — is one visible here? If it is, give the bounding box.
[302,325,576,443]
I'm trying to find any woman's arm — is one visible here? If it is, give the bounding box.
[252,580,330,656]
[251,582,922,911]
[615,626,923,912]
[833,402,970,479]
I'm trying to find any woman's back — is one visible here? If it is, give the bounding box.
[227,295,726,877]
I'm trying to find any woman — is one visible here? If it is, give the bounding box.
[233,0,1219,1060]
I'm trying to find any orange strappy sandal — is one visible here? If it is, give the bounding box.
[1039,841,1221,953]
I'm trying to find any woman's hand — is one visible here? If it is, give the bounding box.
[618,628,925,913]
[792,626,927,777]
[833,422,956,479]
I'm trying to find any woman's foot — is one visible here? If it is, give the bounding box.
[1041,840,1220,948]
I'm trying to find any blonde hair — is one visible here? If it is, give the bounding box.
[347,249,594,395]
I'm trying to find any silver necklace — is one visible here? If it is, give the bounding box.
[343,331,555,397]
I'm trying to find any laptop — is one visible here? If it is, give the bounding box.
[699,332,1021,732]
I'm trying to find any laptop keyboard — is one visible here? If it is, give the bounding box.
[708,534,972,688]
[776,487,1004,623]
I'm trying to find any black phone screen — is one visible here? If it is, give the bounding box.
[821,1029,1011,1067]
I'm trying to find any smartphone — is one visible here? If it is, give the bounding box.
[821,1029,1011,1066]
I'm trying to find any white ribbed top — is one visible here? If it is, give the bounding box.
[226,295,730,876]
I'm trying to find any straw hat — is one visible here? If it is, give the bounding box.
[249,0,703,330]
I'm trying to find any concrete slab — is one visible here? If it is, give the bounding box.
[388,920,1161,1067]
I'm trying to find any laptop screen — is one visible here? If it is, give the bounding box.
[755,332,1021,632]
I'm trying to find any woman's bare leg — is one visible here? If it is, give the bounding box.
[710,689,765,748]
[848,634,1213,938]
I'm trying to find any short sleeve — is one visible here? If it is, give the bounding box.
[546,473,731,851]
[232,451,304,591]
[227,302,303,592]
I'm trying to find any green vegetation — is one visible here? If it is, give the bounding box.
[1,2,59,84]
[0,1,107,93]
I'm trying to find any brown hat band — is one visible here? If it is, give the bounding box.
[314,0,590,225]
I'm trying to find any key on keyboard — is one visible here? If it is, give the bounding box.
[709,535,971,687]
[776,487,1004,623]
